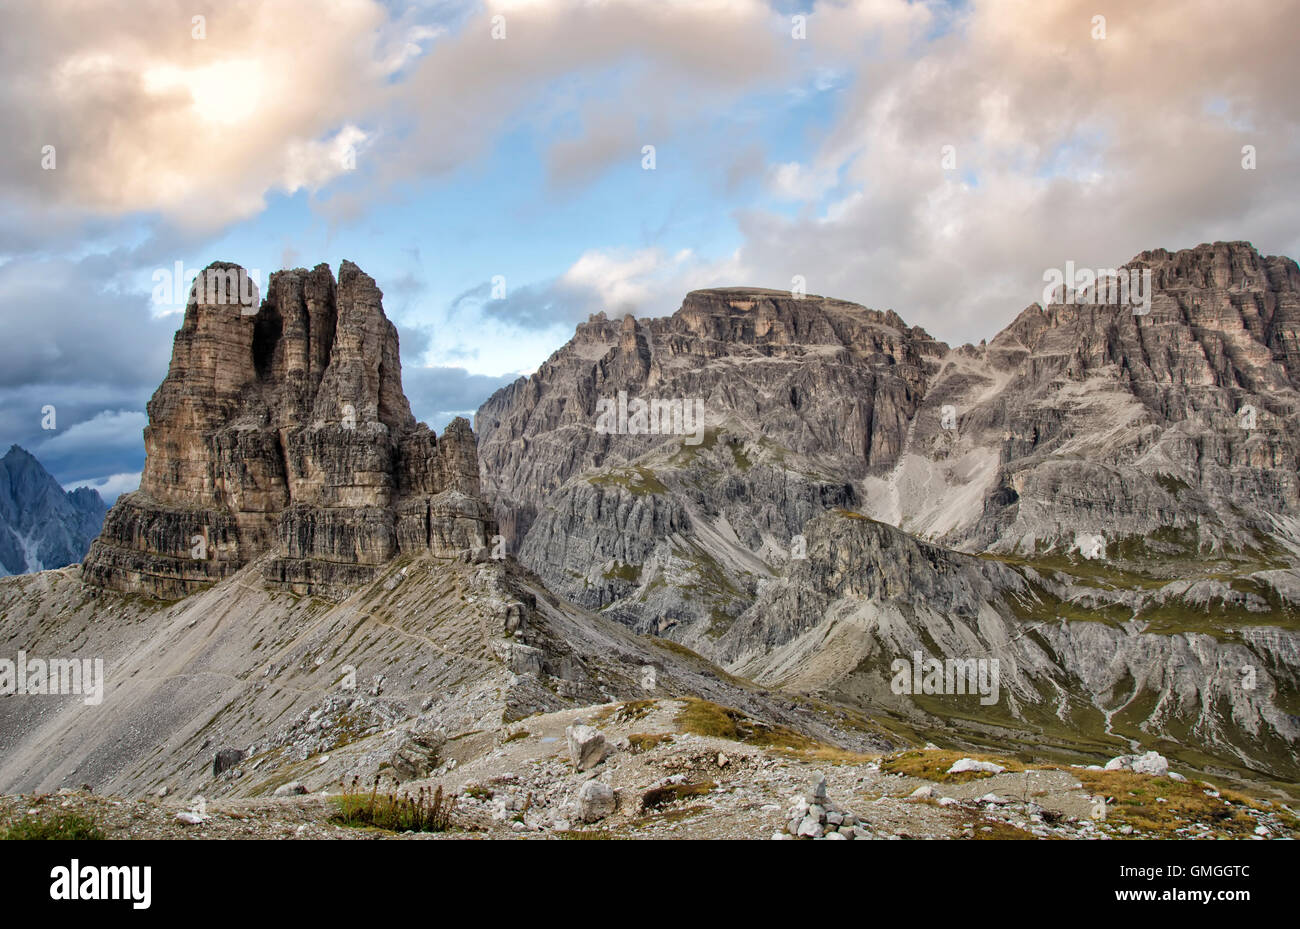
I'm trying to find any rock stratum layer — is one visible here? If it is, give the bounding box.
[83,260,492,599]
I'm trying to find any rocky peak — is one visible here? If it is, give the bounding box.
[0,445,105,576]
[83,261,493,600]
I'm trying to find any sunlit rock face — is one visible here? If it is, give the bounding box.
[83,260,492,599]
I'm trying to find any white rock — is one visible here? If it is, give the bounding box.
[910,785,936,799]
[566,725,612,771]
[176,811,205,825]
[575,780,616,822]
[1130,751,1169,777]
[797,816,823,838]
[824,831,847,840]
[947,758,1005,775]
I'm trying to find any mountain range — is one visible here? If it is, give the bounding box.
[0,445,105,577]
[475,240,1300,783]
[0,244,1296,823]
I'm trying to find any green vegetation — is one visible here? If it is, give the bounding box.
[586,466,668,495]
[1,812,105,841]
[331,777,456,833]
[602,561,642,583]
[609,699,657,724]
[555,829,618,840]
[674,698,871,763]
[627,732,673,753]
[880,749,1026,783]
[640,780,716,811]
[1075,769,1295,837]
[463,784,494,801]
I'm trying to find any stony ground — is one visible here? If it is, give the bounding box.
[2,698,1296,841]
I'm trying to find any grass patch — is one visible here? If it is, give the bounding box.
[587,466,668,495]
[331,779,456,833]
[1075,770,1288,837]
[502,730,529,744]
[969,819,1042,840]
[1,812,106,841]
[675,698,852,758]
[640,780,717,812]
[556,829,619,840]
[628,733,673,753]
[603,561,642,583]
[610,700,657,725]
[881,749,1026,783]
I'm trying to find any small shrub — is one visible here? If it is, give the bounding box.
[331,776,456,833]
[1,812,106,841]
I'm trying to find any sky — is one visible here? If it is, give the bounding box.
[1,0,1298,501]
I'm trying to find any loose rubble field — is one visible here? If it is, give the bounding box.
[2,699,1296,840]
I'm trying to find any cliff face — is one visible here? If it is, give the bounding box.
[83,261,492,599]
[471,243,1300,781]
[475,287,945,639]
[476,242,1300,646]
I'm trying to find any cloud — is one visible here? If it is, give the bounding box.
[35,409,148,473]
[725,0,1300,344]
[469,246,748,332]
[0,0,401,232]
[402,364,521,430]
[64,472,142,505]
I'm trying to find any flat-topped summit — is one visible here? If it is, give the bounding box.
[83,260,492,599]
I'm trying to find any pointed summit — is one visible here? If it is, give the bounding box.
[83,261,493,600]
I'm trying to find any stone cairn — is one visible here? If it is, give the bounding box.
[776,773,869,840]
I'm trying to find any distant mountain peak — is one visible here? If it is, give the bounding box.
[0,445,106,576]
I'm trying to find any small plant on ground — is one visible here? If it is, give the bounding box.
[331,775,456,833]
[1,811,106,840]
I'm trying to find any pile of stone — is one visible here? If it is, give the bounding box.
[775,773,869,840]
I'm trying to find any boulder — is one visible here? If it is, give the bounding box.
[947,758,1004,775]
[1131,751,1169,777]
[212,748,245,776]
[566,724,612,771]
[575,780,616,822]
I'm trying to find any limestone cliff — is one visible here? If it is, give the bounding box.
[83,260,492,599]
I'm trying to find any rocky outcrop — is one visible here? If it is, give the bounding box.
[476,287,942,644]
[719,509,1300,781]
[83,260,493,599]
[474,242,1300,781]
[477,243,1300,642]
